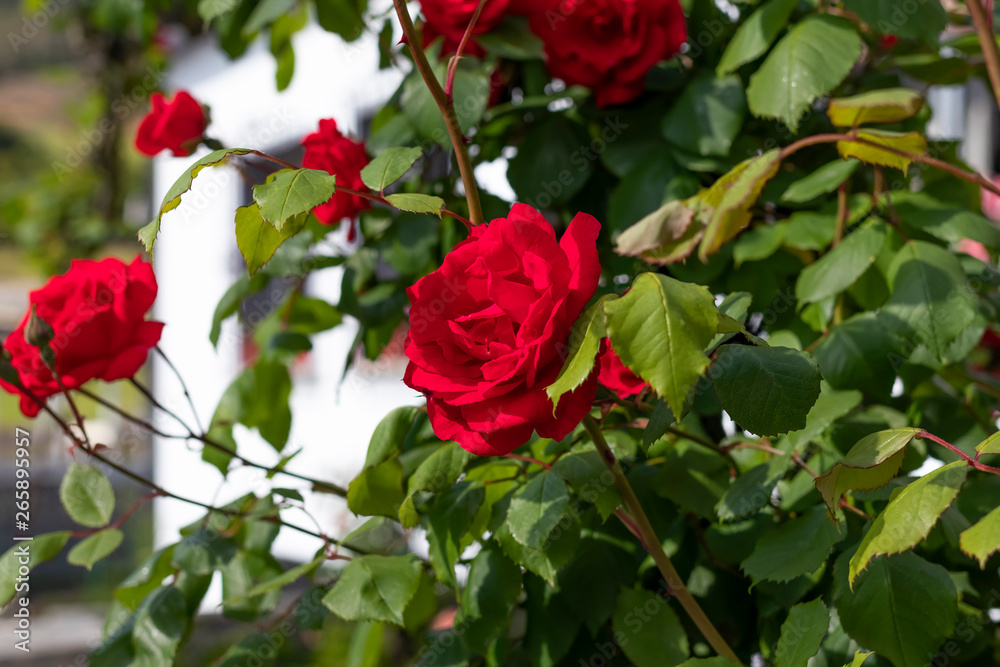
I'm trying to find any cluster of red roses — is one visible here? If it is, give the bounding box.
[422,0,687,107]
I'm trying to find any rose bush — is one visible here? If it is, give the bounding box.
[403,203,601,455]
[0,256,162,417]
[134,90,208,157]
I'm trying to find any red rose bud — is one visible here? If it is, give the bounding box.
[135,90,208,157]
[598,340,647,399]
[420,0,513,55]
[530,0,687,107]
[403,204,602,456]
[0,257,164,418]
[301,119,371,239]
[25,306,55,349]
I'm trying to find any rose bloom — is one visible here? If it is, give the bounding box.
[598,340,647,399]
[135,91,208,157]
[420,0,513,55]
[404,204,602,456]
[0,257,164,418]
[529,0,687,107]
[301,119,371,238]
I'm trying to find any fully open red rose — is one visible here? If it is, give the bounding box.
[404,204,602,456]
[530,0,686,107]
[420,0,513,55]
[0,257,164,418]
[598,340,647,399]
[301,119,371,238]
[135,91,208,157]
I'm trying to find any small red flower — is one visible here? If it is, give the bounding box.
[404,204,602,456]
[135,91,208,157]
[598,340,647,399]
[301,119,371,238]
[529,0,687,107]
[0,257,164,417]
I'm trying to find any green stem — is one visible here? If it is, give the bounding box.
[582,416,742,665]
[392,0,485,226]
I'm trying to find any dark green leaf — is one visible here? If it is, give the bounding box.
[842,0,947,44]
[741,505,844,584]
[323,555,423,626]
[462,547,522,654]
[796,222,888,305]
[348,459,406,518]
[426,482,484,588]
[775,598,829,667]
[781,159,860,203]
[612,587,689,667]
[718,0,799,74]
[814,314,897,399]
[506,471,571,550]
[662,72,746,157]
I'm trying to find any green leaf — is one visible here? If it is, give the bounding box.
[976,431,1000,455]
[814,428,921,512]
[506,471,571,550]
[210,273,269,347]
[612,587,689,667]
[796,222,888,305]
[717,0,799,74]
[836,129,928,171]
[834,550,957,667]
[426,481,485,589]
[245,0,297,33]
[814,314,897,399]
[775,598,829,667]
[476,15,544,59]
[234,203,306,275]
[697,149,782,260]
[894,199,1000,251]
[782,159,860,203]
[365,406,420,468]
[733,223,785,267]
[212,361,293,451]
[741,505,844,584]
[842,651,874,667]
[959,504,1000,568]
[881,241,978,363]
[716,455,790,522]
[115,546,177,611]
[462,547,522,654]
[216,633,280,667]
[384,193,444,217]
[401,62,488,147]
[199,0,237,21]
[221,550,283,621]
[172,529,238,576]
[842,0,947,44]
[827,89,924,127]
[322,555,422,626]
[552,450,623,520]
[746,16,862,132]
[399,443,471,527]
[361,147,422,192]
[614,200,699,264]
[242,552,325,600]
[68,530,124,570]
[253,168,337,231]
[60,462,115,528]
[130,585,189,666]
[313,0,366,41]
[140,148,254,252]
[662,72,746,157]
[710,346,822,437]
[494,517,579,585]
[546,296,613,412]
[0,532,70,606]
[605,273,719,417]
[850,460,967,585]
[348,460,405,518]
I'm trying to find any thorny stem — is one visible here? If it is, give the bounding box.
[249,150,473,229]
[965,0,1000,115]
[919,431,1000,474]
[779,132,1000,197]
[445,0,489,97]
[582,416,743,665]
[77,386,348,497]
[391,0,485,226]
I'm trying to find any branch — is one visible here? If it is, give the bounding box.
[445,0,488,97]
[391,0,485,225]
[919,430,1000,474]
[582,416,743,665]
[965,0,1000,115]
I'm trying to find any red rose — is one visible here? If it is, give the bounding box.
[0,257,163,418]
[135,91,208,157]
[420,0,512,55]
[404,204,602,456]
[598,340,647,399]
[301,119,371,238]
[530,0,687,107]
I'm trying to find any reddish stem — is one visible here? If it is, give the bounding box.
[919,431,1000,475]
[72,490,161,538]
[445,0,489,98]
[504,453,553,470]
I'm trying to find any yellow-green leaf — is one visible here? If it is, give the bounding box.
[815,428,921,512]
[828,88,924,127]
[837,129,928,172]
